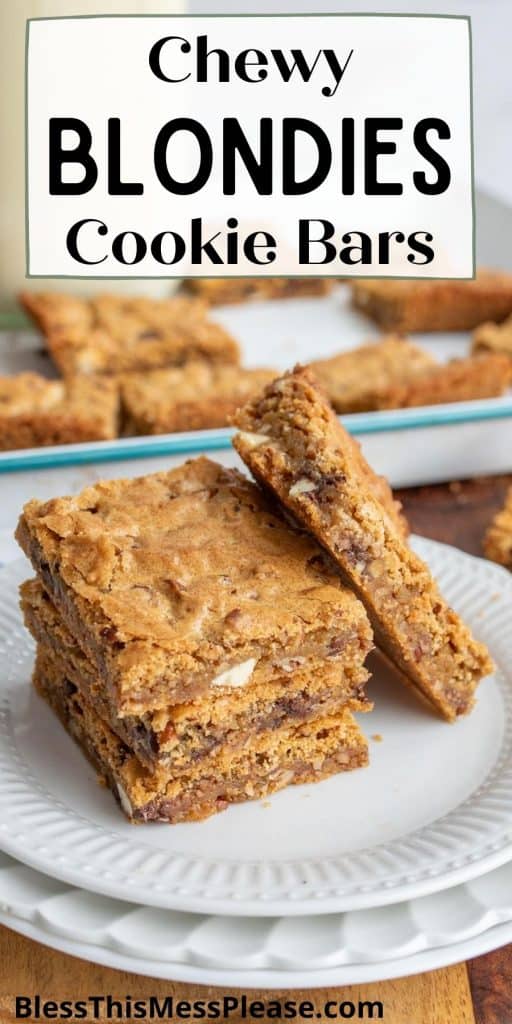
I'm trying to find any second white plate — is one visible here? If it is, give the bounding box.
[1,539,512,916]
[1,849,512,986]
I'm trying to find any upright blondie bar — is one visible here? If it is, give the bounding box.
[233,368,493,720]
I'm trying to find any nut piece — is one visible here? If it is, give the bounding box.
[117,783,133,817]
[237,431,269,448]
[211,658,257,689]
[289,478,317,497]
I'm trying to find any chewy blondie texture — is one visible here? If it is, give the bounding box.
[373,353,511,409]
[21,578,371,771]
[308,337,436,413]
[16,458,372,716]
[473,314,512,360]
[34,645,369,823]
[483,488,512,569]
[351,271,512,333]
[233,368,493,720]
[20,292,240,376]
[0,372,119,450]
[121,363,277,435]
[182,277,333,305]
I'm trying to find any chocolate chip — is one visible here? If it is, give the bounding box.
[307,553,327,571]
[328,637,347,655]
[138,329,161,341]
[100,625,125,650]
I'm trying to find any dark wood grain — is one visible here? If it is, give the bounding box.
[397,474,512,556]
[466,946,512,1024]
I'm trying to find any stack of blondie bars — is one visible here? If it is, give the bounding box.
[16,366,495,824]
[17,457,377,823]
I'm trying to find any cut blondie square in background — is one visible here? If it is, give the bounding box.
[233,367,494,721]
[34,642,369,824]
[182,277,334,305]
[369,352,512,409]
[21,578,372,773]
[0,372,119,450]
[16,458,372,716]
[473,313,512,361]
[308,337,436,413]
[351,270,512,332]
[121,363,277,435]
[310,344,510,414]
[483,487,512,570]
[20,291,240,376]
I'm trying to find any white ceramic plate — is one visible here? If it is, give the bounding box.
[1,849,512,986]
[1,541,512,917]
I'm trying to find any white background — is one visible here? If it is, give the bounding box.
[27,13,473,278]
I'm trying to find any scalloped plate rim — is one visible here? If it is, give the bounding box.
[1,904,512,987]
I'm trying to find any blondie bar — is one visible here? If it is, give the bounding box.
[182,277,333,305]
[34,644,368,823]
[121,363,276,435]
[22,578,371,772]
[233,368,493,720]
[473,314,512,361]
[373,353,511,409]
[17,458,372,715]
[308,337,436,413]
[483,488,512,569]
[351,271,512,333]
[0,372,119,450]
[20,292,240,376]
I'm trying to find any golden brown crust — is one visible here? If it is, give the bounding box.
[20,291,240,376]
[182,277,333,305]
[351,271,512,332]
[121,363,277,435]
[252,365,409,540]
[21,578,371,772]
[308,337,436,413]
[233,367,493,720]
[16,457,372,715]
[473,314,512,359]
[374,353,511,409]
[0,372,119,450]
[483,487,512,569]
[34,646,368,823]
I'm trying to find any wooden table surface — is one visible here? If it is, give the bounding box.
[2,474,512,1024]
